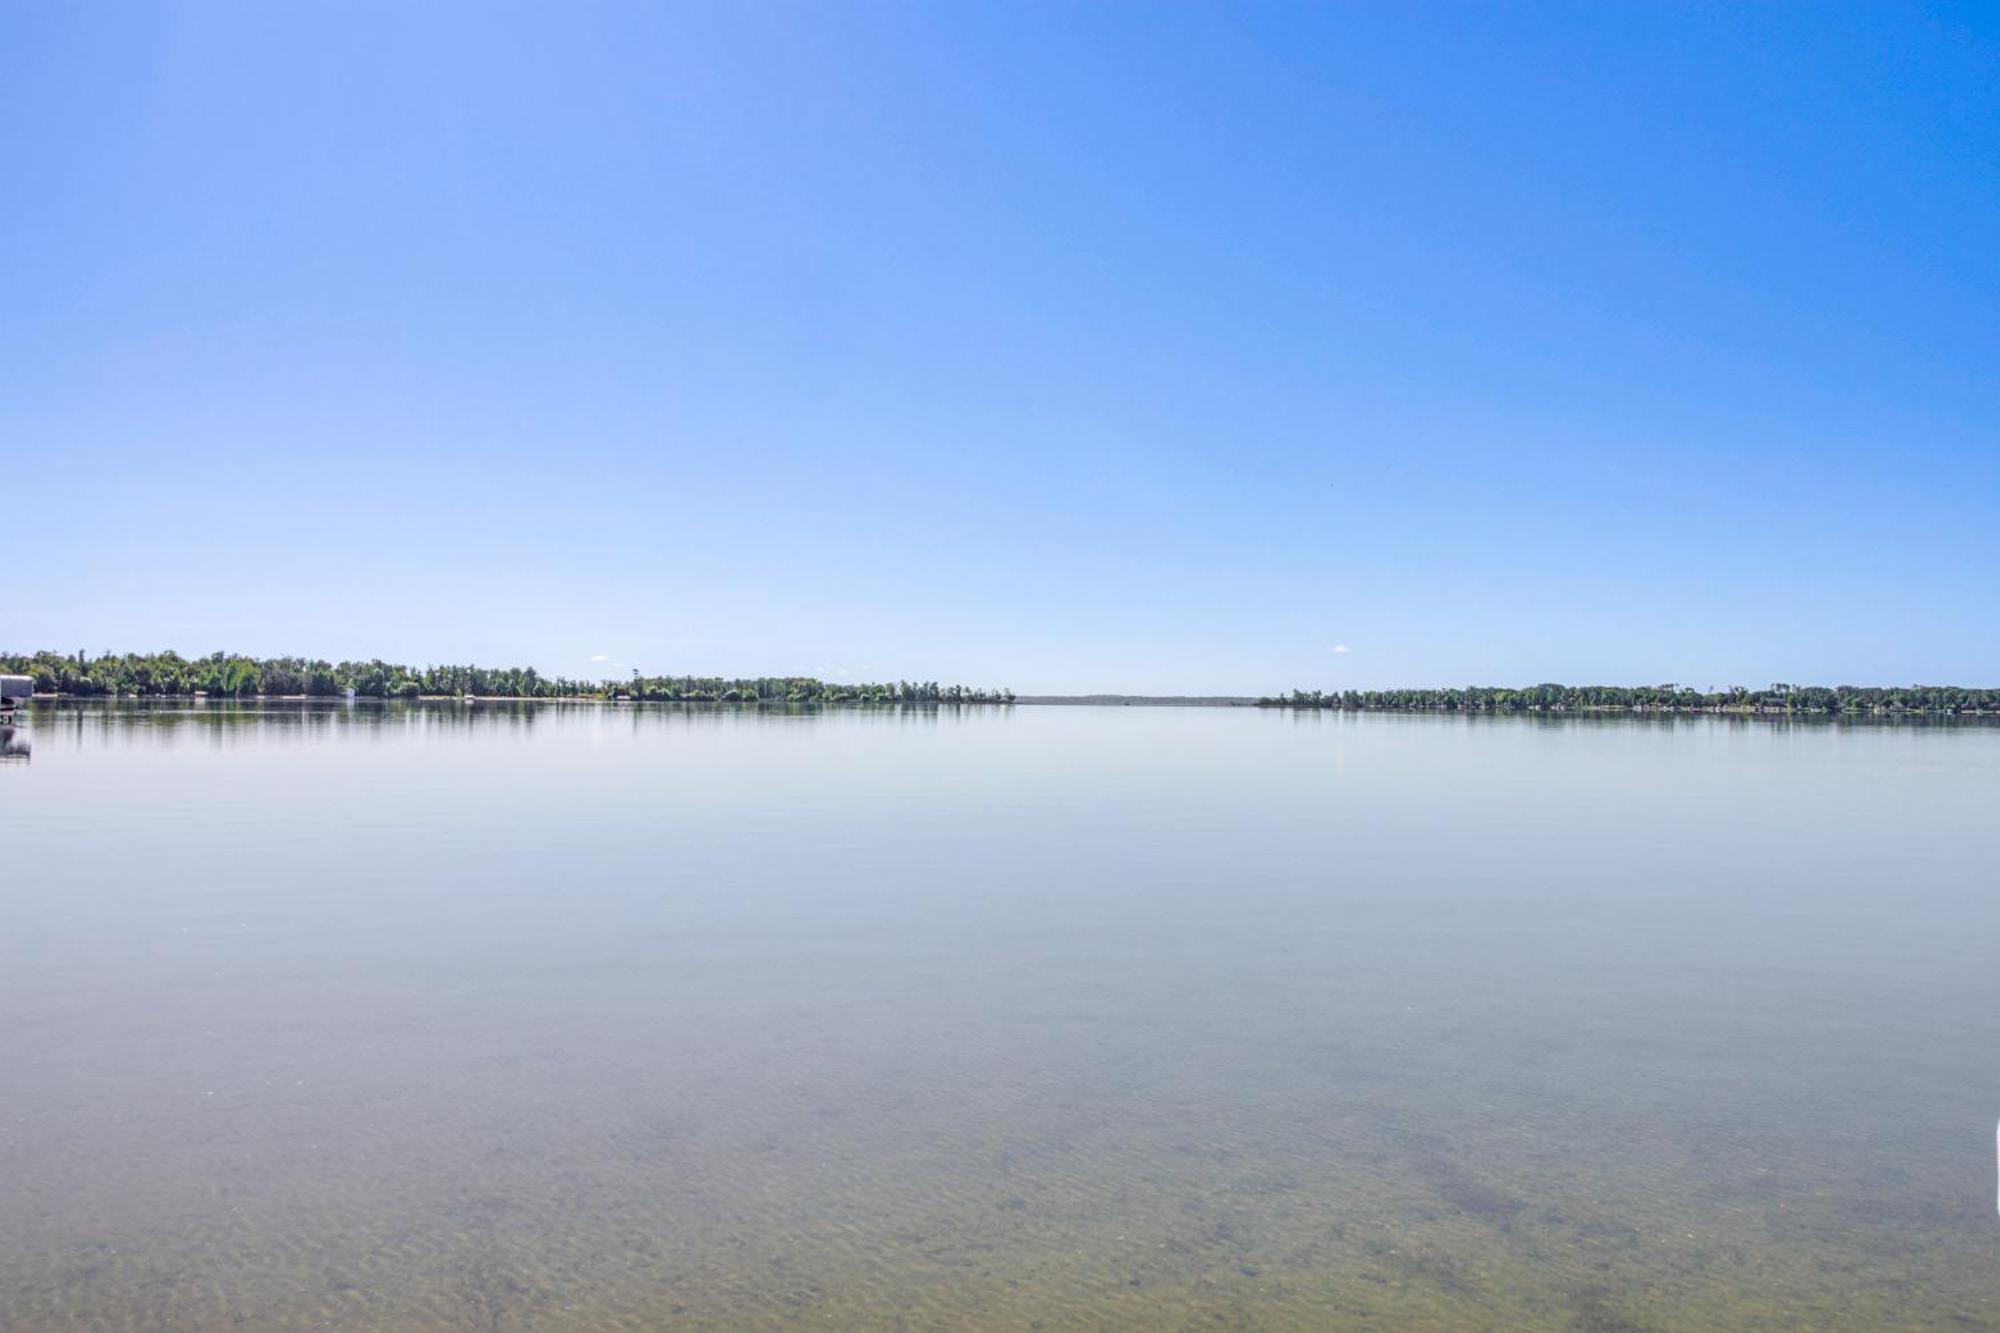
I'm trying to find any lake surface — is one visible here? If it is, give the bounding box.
[3,702,1997,1330]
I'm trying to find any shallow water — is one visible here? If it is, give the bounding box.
[2,701,1997,1330]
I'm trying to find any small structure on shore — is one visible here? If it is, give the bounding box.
[0,674,32,712]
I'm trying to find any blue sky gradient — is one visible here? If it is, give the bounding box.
[5,3,1996,692]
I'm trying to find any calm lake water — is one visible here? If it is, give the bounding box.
[3,701,1997,1330]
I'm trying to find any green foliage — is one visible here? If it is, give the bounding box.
[1258,683,2000,715]
[1,651,1013,706]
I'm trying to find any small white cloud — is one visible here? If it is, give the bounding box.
[1332,644,1352,655]
[589,654,610,662]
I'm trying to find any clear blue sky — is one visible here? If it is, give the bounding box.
[5,3,1995,693]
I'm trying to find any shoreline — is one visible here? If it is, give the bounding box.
[8,693,1013,706]
[1258,702,2000,717]
[12,693,1999,719]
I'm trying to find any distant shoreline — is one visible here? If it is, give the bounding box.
[1259,683,2000,717]
[11,692,1008,706]
[1260,702,2000,716]
[13,693,1999,720]
[0,653,1012,706]
[8,656,1996,718]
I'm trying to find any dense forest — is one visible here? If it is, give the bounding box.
[1260,684,2000,715]
[0,651,1013,705]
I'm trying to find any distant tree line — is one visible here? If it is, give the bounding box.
[0,651,1013,705]
[1259,683,2000,715]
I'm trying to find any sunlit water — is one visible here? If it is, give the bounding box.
[3,701,1997,1330]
